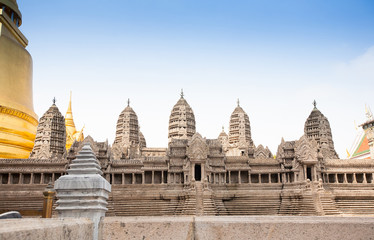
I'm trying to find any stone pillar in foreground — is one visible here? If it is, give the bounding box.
[55,143,111,240]
[42,182,56,218]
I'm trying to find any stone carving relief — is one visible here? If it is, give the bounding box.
[187,133,208,161]
[254,144,272,159]
[295,135,318,163]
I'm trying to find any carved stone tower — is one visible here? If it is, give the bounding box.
[0,0,39,158]
[168,90,196,142]
[29,100,66,159]
[228,100,254,147]
[304,101,338,159]
[112,99,145,159]
[114,99,140,147]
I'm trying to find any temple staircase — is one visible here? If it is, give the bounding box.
[179,182,217,215]
[335,198,374,215]
[319,191,340,215]
[223,195,281,215]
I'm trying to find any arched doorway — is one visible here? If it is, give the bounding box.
[194,164,201,181]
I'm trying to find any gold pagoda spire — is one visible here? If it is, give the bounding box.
[65,92,84,150]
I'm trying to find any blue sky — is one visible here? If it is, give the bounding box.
[18,0,374,157]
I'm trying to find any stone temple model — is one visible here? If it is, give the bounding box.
[0,0,38,158]
[1,90,374,217]
[1,1,374,217]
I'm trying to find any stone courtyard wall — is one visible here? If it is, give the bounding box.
[1,216,374,240]
[101,216,374,240]
[0,218,93,240]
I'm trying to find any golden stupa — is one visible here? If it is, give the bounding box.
[65,92,84,150]
[0,0,38,158]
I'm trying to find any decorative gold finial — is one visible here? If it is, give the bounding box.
[237,99,240,107]
[127,98,130,107]
[313,100,317,109]
[180,89,184,98]
[53,97,56,104]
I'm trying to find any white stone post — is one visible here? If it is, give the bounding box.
[55,143,111,240]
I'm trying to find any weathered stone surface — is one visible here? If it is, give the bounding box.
[100,216,374,240]
[194,216,374,240]
[100,216,194,240]
[0,218,93,240]
[55,143,111,240]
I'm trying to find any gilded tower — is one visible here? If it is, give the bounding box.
[65,92,84,150]
[304,101,338,159]
[0,0,38,158]
[168,90,196,142]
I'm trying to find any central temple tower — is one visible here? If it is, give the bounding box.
[168,90,196,142]
[0,0,38,158]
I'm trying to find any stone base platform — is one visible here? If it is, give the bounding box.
[101,216,374,240]
[0,218,93,240]
[1,216,374,240]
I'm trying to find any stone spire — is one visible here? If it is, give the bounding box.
[228,101,253,146]
[55,143,111,240]
[65,92,84,150]
[304,101,338,159]
[113,99,142,147]
[168,91,196,142]
[30,100,66,159]
[218,126,229,151]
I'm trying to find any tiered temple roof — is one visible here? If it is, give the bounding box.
[114,99,140,147]
[168,90,196,142]
[29,100,66,159]
[304,101,338,159]
[228,100,253,146]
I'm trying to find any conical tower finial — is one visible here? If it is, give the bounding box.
[127,98,130,107]
[67,91,72,113]
[180,89,184,99]
[53,97,56,105]
[237,99,240,107]
[65,92,76,129]
[313,100,317,109]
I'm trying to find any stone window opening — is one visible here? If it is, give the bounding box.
[306,167,312,181]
